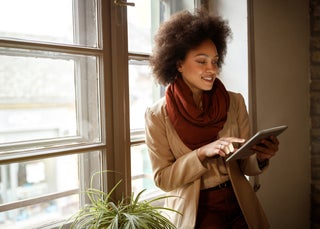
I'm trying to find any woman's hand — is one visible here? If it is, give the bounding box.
[196,137,245,161]
[252,136,279,162]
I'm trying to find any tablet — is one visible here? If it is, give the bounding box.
[225,125,288,162]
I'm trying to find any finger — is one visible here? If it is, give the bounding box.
[256,143,277,158]
[253,144,273,155]
[216,143,225,155]
[216,137,246,157]
[219,142,235,155]
[224,143,234,154]
[221,137,242,151]
[222,137,246,144]
[220,145,230,155]
[216,143,227,157]
[253,138,278,152]
[269,136,279,145]
[261,138,279,152]
[257,151,275,160]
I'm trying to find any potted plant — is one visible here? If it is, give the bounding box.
[61,171,180,229]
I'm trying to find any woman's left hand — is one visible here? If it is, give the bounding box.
[252,136,279,162]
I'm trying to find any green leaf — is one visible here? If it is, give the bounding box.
[60,171,180,229]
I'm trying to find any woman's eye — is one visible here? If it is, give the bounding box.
[196,60,206,64]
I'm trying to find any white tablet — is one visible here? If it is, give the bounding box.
[225,125,288,162]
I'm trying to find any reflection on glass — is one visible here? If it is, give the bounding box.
[131,144,160,198]
[0,48,100,144]
[127,0,153,53]
[0,53,76,143]
[129,61,161,131]
[1,155,78,204]
[0,151,101,228]
[0,0,98,47]
[0,195,79,229]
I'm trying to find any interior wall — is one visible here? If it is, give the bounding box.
[251,0,310,228]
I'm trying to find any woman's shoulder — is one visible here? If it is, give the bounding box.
[228,91,246,103]
[145,97,166,117]
[227,91,247,112]
[228,91,244,100]
[145,97,167,129]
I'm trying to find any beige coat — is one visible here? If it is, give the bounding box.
[145,92,269,229]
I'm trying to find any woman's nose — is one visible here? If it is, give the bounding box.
[206,63,218,73]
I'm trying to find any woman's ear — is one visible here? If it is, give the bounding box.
[177,60,182,73]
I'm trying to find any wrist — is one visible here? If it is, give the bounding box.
[257,159,268,169]
[196,148,206,161]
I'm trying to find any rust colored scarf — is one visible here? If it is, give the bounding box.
[166,77,229,150]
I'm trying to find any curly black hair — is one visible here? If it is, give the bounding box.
[150,8,232,86]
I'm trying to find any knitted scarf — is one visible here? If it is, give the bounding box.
[165,77,229,150]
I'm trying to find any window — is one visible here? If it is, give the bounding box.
[0,1,104,228]
[127,0,199,198]
[0,0,248,228]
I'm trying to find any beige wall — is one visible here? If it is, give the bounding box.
[251,0,310,228]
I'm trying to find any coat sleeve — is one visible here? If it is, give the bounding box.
[234,93,267,175]
[145,105,207,192]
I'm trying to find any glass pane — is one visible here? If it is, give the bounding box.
[1,195,79,229]
[0,151,102,229]
[131,144,160,198]
[128,0,196,53]
[129,60,161,131]
[127,0,153,53]
[0,48,101,145]
[0,0,98,47]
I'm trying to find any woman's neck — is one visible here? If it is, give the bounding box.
[193,91,203,110]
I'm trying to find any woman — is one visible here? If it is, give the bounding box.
[145,9,279,229]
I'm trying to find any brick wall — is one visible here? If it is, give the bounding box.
[311,0,320,228]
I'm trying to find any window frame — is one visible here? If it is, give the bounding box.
[0,0,108,226]
[102,1,132,200]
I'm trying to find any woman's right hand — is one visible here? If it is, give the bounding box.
[196,137,245,161]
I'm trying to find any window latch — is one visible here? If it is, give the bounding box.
[114,0,135,7]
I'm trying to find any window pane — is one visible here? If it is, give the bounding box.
[0,0,98,47]
[129,60,161,131]
[131,144,160,198]
[127,0,153,53]
[0,48,101,146]
[1,156,77,205]
[0,195,79,229]
[0,151,102,228]
[128,0,196,53]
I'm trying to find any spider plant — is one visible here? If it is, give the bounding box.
[62,171,180,229]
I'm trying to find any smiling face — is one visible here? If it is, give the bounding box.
[177,39,219,95]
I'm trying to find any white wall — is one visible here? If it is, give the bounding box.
[252,0,310,228]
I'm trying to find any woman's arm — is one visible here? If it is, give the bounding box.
[145,106,207,192]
